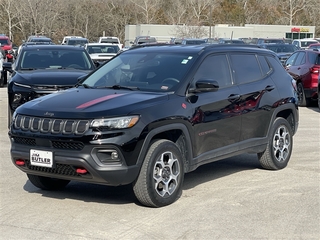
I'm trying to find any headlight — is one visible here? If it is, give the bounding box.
[14,82,31,88]
[91,116,139,129]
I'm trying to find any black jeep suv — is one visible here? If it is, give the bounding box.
[9,44,299,207]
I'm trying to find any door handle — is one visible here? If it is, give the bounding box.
[228,94,241,102]
[265,85,275,92]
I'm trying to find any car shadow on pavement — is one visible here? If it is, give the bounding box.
[23,180,136,205]
[183,153,261,190]
[22,153,260,205]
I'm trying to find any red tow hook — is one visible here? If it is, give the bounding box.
[15,159,25,166]
[76,168,88,174]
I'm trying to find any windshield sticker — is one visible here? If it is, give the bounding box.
[181,59,188,64]
[188,56,193,60]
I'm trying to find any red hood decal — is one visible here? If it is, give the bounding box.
[76,93,126,109]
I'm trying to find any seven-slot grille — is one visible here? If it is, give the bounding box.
[14,114,90,135]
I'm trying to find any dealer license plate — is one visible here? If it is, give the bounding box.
[30,149,53,168]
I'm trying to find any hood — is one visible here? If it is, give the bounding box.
[14,69,91,85]
[17,88,169,118]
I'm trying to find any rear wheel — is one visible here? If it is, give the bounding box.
[258,118,293,170]
[297,82,310,107]
[27,174,70,190]
[133,140,184,207]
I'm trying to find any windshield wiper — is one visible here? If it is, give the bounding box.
[76,83,92,88]
[97,85,139,91]
[20,68,37,70]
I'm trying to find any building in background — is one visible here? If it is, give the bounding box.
[125,24,316,47]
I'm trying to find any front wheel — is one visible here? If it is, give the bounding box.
[258,118,293,170]
[133,140,184,207]
[27,174,70,190]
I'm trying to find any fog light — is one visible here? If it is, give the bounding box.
[13,93,22,103]
[96,149,121,165]
[111,151,118,160]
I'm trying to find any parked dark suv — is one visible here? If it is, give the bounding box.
[6,44,96,126]
[284,49,320,106]
[9,44,299,207]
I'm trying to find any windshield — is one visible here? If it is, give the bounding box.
[82,51,196,92]
[29,38,52,43]
[19,49,94,70]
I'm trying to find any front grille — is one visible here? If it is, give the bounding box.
[14,115,90,135]
[13,136,36,146]
[52,140,84,150]
[12,136,85,150]
[25,159,85,177]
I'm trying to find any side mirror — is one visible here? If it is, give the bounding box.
[189,79,219,93]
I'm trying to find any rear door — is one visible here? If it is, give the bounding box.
[229,52,279,140]
[285,51,308,81]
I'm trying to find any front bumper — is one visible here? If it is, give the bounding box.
[10,140,140,186]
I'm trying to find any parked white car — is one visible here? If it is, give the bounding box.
[61,36,83,45]
[98,36,122,49]
[292,38,318,49]
[84,43,120,64]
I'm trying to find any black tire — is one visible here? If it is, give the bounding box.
[27,174,70,190]
[133,139,184,207]
[0,72,4,87]
[297,82,310,107]
[258,118,293,170]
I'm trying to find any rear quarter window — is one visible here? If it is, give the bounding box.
[308,52,320,65]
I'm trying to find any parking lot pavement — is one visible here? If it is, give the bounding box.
[0,87,319,240]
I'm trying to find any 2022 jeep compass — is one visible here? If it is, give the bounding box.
[9,44,299,207]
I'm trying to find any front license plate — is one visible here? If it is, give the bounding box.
[30,149,53,168]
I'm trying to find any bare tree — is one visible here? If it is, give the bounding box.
[278,0,313,25]
[162,0,187,25]
[129,0,162,24]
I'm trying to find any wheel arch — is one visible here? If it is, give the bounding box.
[136,123,193,173]
[271,104,298,136]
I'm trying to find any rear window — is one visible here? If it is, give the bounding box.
[137,38,157,44]
[0,38,10,45]
[100,39,119,44]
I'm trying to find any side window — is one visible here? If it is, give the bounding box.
[257,55,271,75]
[286,52,297,66]
[294,52,306,66]
[193,54,232,88]
[230,54,262,84]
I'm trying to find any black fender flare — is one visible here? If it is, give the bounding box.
[136,123,193,172]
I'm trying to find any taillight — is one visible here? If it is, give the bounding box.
[310,67,319,73]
